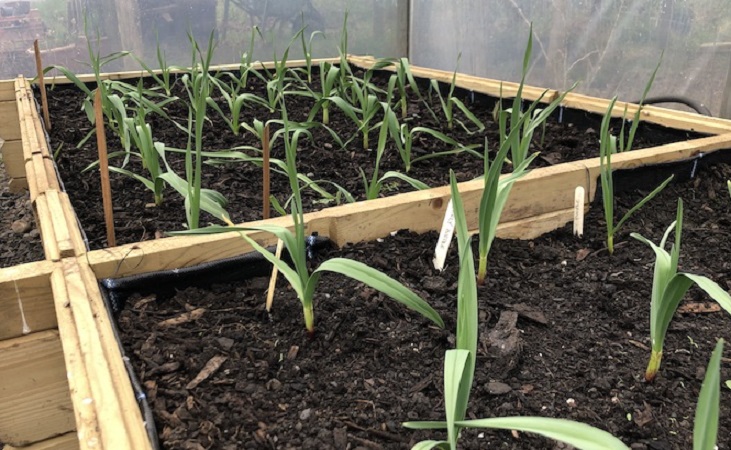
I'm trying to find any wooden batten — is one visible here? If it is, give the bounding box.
[15,76,58,201]
[0,80,16,101]
[34,190,85,261]
[86,133,731,280]
[42,57,341,85]
[347,55,731,136]
[51,260,152,450]
[0,260,57,341]
[0,330,75,447]
[4,432,80,450]
[1,139,25,179]
[0,100,21,141]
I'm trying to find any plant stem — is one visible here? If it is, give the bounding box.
[304,304,315,337]
[607,234,615,255]
[477,256,487,285]
[645,350,662,382]
[323,106,329,125]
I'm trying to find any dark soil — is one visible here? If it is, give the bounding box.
[0,161,44,267]
[42,68,702,250]
[115,160,731,449]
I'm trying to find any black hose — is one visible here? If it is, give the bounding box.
[101,235,331,313]
[633,96,712,117]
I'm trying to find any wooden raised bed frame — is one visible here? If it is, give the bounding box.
[1,56,731,450]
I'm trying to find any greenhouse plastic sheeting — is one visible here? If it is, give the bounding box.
[0,0,407,80]
[410,0,731,117]
[4,0,731,117]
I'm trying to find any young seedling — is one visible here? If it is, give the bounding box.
[179,30,220,229]
[384,115,481,173]
[493,25,576,168]
[615,56,662,153]
[475,113,540,285]
[404,173,629,450]
[361,105,430,200]
[206,79,272,134]
[429,54,484,133]
[328,71,388,149]
[133,32,178,96]
[172,101,444,336]
[631,199,731,381]
[297,14,324,84]
[600,96,673,255]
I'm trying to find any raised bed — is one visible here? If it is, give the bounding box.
[2,57,731,449]
[37,56,731,249]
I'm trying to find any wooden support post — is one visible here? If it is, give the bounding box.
[94,89,116,248]
[263,124,271,220]
[33,40,51,130]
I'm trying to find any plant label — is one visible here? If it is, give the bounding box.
[574,186,585,237]
[433,199,455,271]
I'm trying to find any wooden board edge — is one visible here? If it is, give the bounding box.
[0,259,57,341]
[0,330,75,447]
[346,55,731,135]
[0,80,15,101]
[35,192,62,261]
[0,100,21,141]
[41,58,340,85]
[53,260,153,450]
[86,134,731,279]
[4,431,80,450]
[1,139,25,178]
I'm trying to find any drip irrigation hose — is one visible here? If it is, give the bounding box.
[633,96,712,117]
[97,235,332,447]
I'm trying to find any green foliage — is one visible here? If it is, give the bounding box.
[404,172,627,450]
[694,339,724,450]
[599,96,673,255]
[631,199,731,381]
[428,54,484,133]
[172,102,444,335]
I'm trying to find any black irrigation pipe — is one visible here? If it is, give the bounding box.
[633,96,713,117]
[96,235,332,448]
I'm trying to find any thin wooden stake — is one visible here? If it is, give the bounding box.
[94,89,116,247]
[33,40,51,131]
[265,239,285,312]
[262,124,271,220]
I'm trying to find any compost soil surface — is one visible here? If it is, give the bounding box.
[42,69,699,249]
[116,161,731,449]
[0,161,44,267]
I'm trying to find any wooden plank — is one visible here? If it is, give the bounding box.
[52,260,152,450]
[8,177,28,192]
[31,153,51,197]
[1,139,25,178]
[0,260,57,340]
[86,133,731,279]
[0,101,21,141]
[4,432,80,450]
[43,57,340,85]
[59,191,87,256]
[347,55,731,135]
[0,80,15,101]
[35,193,61,261]
[45,190,77,258]
[50,268,100,450]
[0,330,75,447]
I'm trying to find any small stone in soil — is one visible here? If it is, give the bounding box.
[299,408,312,420]
[486,381,511,395]
[11,219,31,234]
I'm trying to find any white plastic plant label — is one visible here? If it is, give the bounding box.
[574,186,585,237]
[433,199,455,271]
